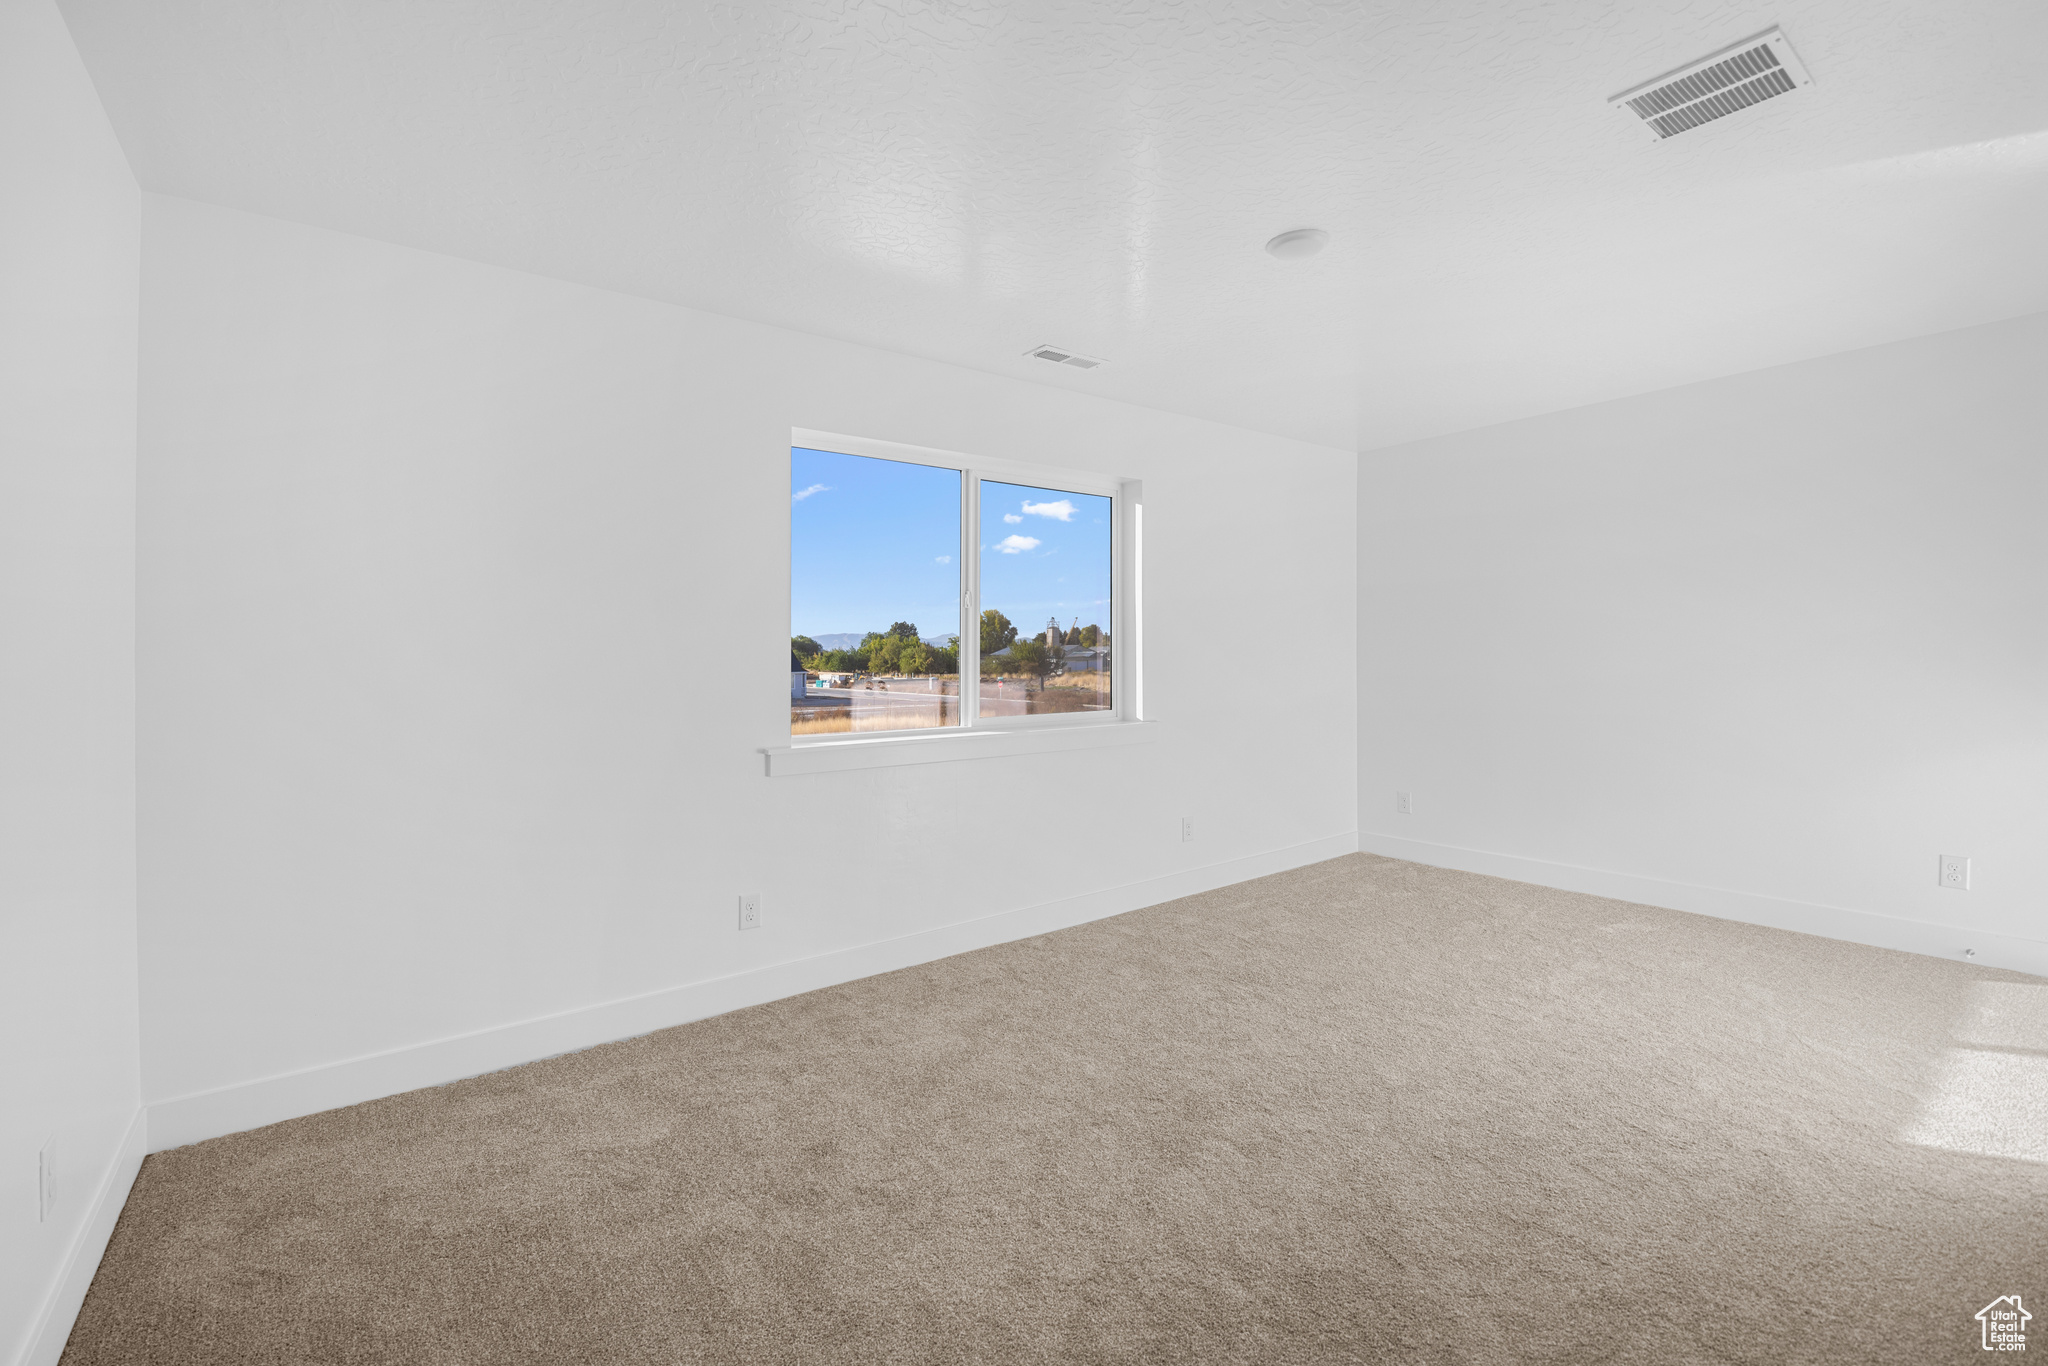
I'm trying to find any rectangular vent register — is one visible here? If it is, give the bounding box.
[1612,28,1812,140]
[1028,345,1106,370]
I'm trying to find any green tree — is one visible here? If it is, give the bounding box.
[1078,624,1100,647]
[928,645,958,675]
[898,642,932,675]
[980,608,1017,658]
[886,621,920,641]
[791,635,822,661]
[867,634,901,673]
[1006,638,1051,690]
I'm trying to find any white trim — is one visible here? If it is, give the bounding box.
[960,466,979,726]
[768,717,1157,776]
[144,830,1358,1153]
[1131,500,1144,719]
[930,707,1123,735]
[792,427,1121,496]
[1359,831,2048,979]
[16,1108,147,1366]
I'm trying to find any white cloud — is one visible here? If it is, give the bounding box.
[1021,499,1076,521]
[791,483,829,502]
[935,555,952,564]
[997,535,1040,554]
[1003,513,1023,524]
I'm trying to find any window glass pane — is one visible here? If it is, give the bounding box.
[977,480,1113,718]
[791,448,961,736]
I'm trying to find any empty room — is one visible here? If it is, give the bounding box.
[4,0,2044,1361]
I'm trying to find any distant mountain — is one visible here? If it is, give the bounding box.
[800,631,960,652]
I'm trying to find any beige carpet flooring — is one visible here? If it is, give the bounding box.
[64,854,2046,1364]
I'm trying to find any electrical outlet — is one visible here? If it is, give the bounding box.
[1939,856,1969,891]
[38,1139,54,1222]
[1395,791,1413,815]
[738,892,761,929]
[1181,817,1195,843]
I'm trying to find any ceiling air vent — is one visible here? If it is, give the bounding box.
[1611,28,1812,141]
[1027,345,1106,370]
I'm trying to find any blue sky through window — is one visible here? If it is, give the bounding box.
[790,448,959,642]
[978,479,1113,647]
[790,448,1112,645]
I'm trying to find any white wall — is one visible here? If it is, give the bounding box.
[0,1,144,1362]
[1359,311,2048,974]
[136,194,1358,1140]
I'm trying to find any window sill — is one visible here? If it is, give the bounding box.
[763,719,1161,777]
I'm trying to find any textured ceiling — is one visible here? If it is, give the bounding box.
[57,0,2048,450]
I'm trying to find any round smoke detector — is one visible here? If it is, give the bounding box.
[1264,228,1329,260]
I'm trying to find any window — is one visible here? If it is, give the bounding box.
[789,446,962,737]
[977,480,1113,719]
[789,430,1137,741]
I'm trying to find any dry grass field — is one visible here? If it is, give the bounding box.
[789,710,952,736]
[788,670,1108,734]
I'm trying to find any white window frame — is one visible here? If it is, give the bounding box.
[772,427,1147,774]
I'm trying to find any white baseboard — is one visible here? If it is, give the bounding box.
[1359,831,2048,979]
[146,831,1361,1153]
[17,1106,147,1366]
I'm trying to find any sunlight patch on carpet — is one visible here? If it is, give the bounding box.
[1904,983,2048,1166]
